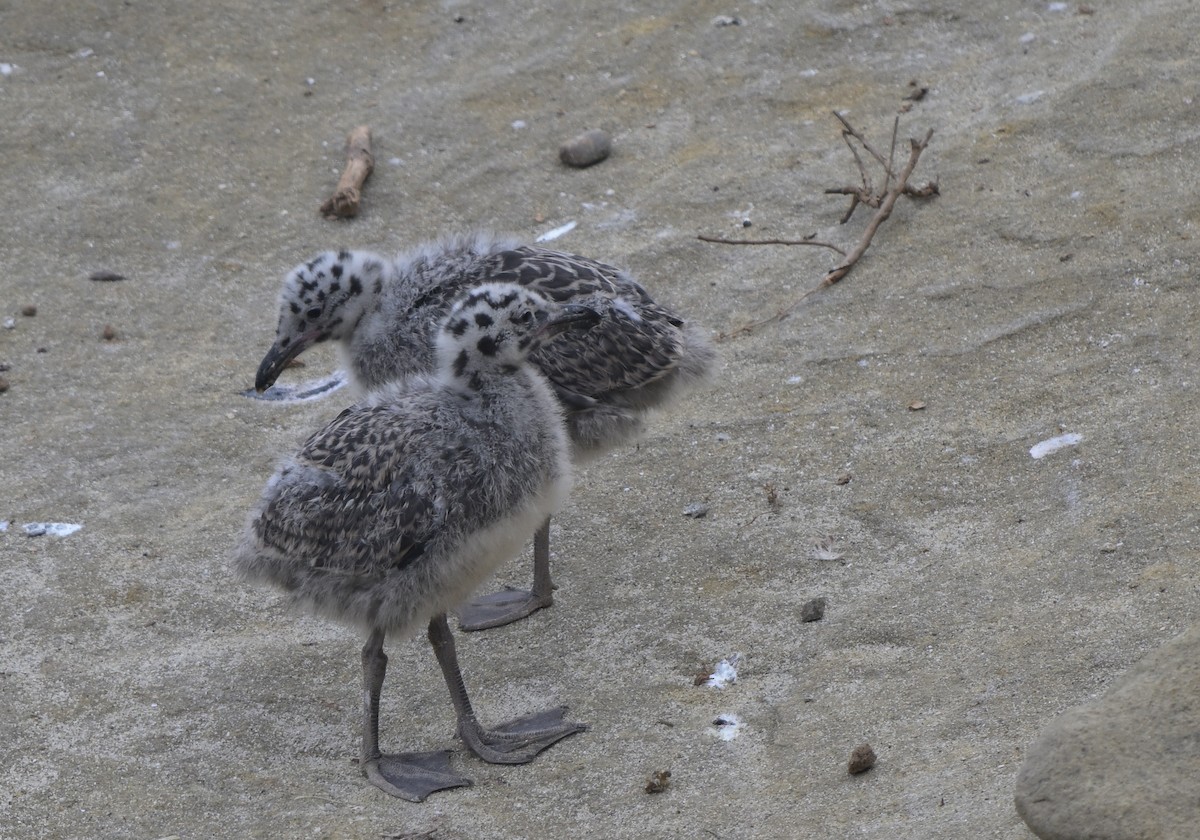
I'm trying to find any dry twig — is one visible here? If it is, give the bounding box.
[702,109,938,339]
[696,234,845,255]
[320,125,374,219]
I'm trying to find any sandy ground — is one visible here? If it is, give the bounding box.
[3,1,1199,838]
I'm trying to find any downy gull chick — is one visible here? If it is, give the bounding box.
[254,233,716,630]
[235,283,595,800]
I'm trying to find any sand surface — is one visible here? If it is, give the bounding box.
[3,1,1199,838]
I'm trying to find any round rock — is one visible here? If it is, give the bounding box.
[559,129,611,168]
[848,743,877,775]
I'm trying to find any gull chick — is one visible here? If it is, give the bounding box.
[235,283,596,800]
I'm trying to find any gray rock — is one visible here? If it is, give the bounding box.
[558,129,611,168]
[1015,624,1200,839]
[800,597,826,622]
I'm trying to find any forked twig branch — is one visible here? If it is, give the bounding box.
[824,127,935,288]
[701,109,938,340]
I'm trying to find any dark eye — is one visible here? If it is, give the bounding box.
[306,307,322,319]
[519,310,534,323]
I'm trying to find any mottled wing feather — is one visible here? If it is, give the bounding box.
[252,403,444,579]
[486,247,625,302]
[484,247,687,395]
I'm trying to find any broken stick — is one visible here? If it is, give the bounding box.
[320,125,374,219]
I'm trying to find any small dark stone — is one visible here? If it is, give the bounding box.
[89,270,126,282]
[21,305,36,317]
[645,769,671,794]
[0,376,8,393]
[800,597,826,622]
[559,129,612,168]
[742,219,752,227]
[848,743,877,775]
[102,324,116,341]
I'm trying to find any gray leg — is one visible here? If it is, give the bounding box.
[457,516,555,631]
[428,614,585,764]
[359,627,471,800]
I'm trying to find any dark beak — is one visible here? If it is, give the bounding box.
[254,340,307,393]
[539,303,601,340]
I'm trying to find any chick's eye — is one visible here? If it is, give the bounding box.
[519,310,534,323]
[306,307,322,319]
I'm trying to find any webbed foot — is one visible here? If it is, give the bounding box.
[460,706,586,764]
[457,586,552,631]
[362,749,471,801]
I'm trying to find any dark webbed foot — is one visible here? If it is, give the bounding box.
[362,749,471,801]
[458,518,556,632]
[460,706,586,764]
[457,586,552,631]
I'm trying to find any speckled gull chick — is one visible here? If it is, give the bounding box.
[235,283,595,800]
[255,232,716,630]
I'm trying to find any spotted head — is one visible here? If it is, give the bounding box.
[255,250,389,392]
[435,283,599,389]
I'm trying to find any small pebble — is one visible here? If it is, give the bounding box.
[559,129,611,168]
[21,305,36,317]
[89,270,126,282]
[800,597,826,622]
[644,770,671,794]
[682,503,709,519]
[712,15,741,26]
[102,324,116,341]
[848,743,877,775]
[0,376,9,393]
